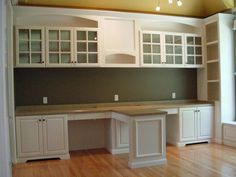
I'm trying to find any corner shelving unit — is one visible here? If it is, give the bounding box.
[205,21,219,101]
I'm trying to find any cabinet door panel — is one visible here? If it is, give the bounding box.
[198,107,213,139]
[16,116,43,157]
[43,115,68,155]
[116,120,129,148]
[180,109,196,141]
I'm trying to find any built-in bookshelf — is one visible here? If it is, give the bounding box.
[205,21,219,101]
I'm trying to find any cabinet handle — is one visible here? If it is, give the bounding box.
[38,119,42,122]
[41,61,45,64]
[42,119,46,122]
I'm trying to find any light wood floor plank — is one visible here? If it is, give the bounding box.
[13,144,236,177]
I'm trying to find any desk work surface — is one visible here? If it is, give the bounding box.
[15,100,213,117]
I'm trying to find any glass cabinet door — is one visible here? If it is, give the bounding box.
[75,29,99,65]
[47,28,73,66]
[164,34,183,65]
[142,32,162,65]
[16,27,45,67]
[186,35,203,66]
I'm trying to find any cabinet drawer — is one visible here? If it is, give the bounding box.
[68,112,111,121]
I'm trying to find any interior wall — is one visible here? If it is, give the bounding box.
[14,68,197,106]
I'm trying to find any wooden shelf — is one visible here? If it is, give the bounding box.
[206,40,218,46]
[207,59,219,64]
[207,80,219,83]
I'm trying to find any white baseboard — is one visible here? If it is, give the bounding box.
[128,158,167,168]
[107,148,129,155]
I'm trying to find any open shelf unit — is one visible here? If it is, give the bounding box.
[205,21,219,101]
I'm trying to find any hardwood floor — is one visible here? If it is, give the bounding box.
[13,143,236,177]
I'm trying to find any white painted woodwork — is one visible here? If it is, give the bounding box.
[179,108,196,141]
[67,112,110,121]
[197,106,213,139]
[128,114,166,168]
[0,0,12,176]
[167,106,213,146]
[115,120,129,148]
[45,27,74,67]
[102,18,139,67]
[16,116,43,157]
[223,123,236,147]
[15,26,45,68]
[16,115,69,162]
[43,115,68,155]
[135,118,163,157]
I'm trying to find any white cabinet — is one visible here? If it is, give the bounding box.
[185,34,203,67]
[115,120,129,148]
[102,18,139,67]
[74,28,100,67]
[140,31,203,68]
[179,106,213,143]
[15,26,45,67]
[167,106,213,146]
[46,27,74,67]
[16,115,69,162]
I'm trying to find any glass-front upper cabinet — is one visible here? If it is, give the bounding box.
[16,27,45,67]
[185,34,203,67]
[164,33,184,66]
[141,31,162,66]
[75,28,99,66]
[46,27,73,67]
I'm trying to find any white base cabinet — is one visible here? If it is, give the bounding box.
[167,106,213,146]
[16,115,69,162]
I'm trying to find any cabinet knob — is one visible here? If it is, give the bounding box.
[42,119,46,122]
[41,61,45,64]
[38,119,42,122]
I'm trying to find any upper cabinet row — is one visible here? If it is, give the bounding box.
[15,17,203,68]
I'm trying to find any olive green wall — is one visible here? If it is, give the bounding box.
[14,68,197,106]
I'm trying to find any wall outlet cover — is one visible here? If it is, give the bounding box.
[114,94,119,102]
[43,97,48,104]
[172,92,176,99]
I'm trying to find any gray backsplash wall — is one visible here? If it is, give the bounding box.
[14,68,197,106]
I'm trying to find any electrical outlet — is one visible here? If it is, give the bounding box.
[43,97,48,104]
[172,92,176,99]
[114,94,119,102]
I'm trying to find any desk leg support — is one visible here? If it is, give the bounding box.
[128,114,167,168]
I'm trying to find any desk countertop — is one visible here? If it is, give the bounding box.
[15,100,213,117]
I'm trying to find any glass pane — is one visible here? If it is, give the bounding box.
[175,56,182,64]
[88,31,97,41]
[143,55,152,64]
[166,45,173,54]
[143,34,151,43]
[49,42,59,52]
[166,55,174,64]
[153,55,161,64]
[19,29,29,40]
[61,54,71,63]
[31,53,42,63]
[31,30,41,40]
[165,35,173,44]
[77,31,86,40]
[61,42,70,52]
[88,43,97,52]
[19,53,30,64]
[88,54,98,63]
[77,42,87,52]
[19,41,29,51]
[187,56,194,64]
[61,30,70,40]
[152,34,160,43]
[187,46,194,55]
[49,53,59,63]
[143,44,151,53]
[175,46,182,54]
[195,37,202,45]
[49,30,59,40]
[187,37,194,45]
[174,36,182,44]
[153,45,160,54]
[31,41,41,51]
[77,53,87,63]
[195,47,202,55]
[196,56,203,64]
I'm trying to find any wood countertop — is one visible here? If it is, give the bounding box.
[113,109,167,116]
[15,100,213,117]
